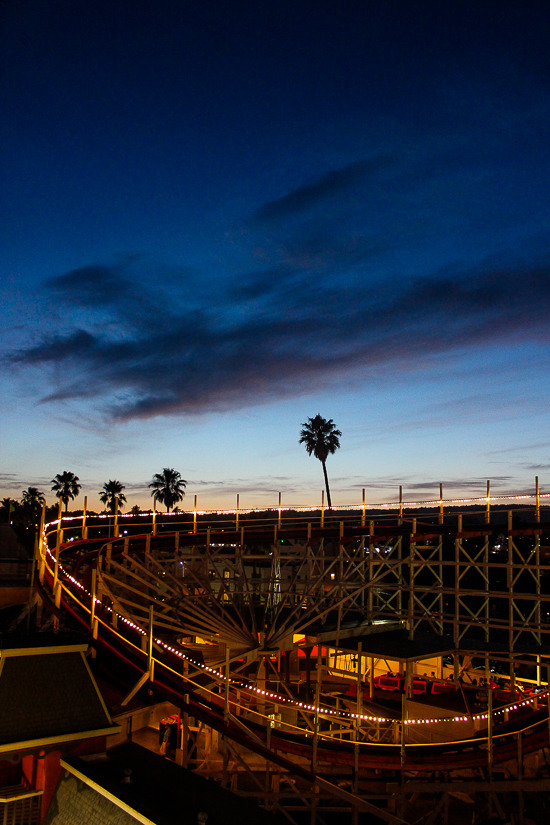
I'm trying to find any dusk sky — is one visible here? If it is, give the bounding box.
[2,2,550,512]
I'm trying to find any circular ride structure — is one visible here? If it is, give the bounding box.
[37,502,550,824]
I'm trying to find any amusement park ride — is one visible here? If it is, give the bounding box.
[33,485,550,825]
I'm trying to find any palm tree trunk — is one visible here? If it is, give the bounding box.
[321,460,332,508]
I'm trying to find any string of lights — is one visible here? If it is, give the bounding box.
[44,547,549,730]
[44,489,550,525]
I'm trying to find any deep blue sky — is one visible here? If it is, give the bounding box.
[2,1,550,511]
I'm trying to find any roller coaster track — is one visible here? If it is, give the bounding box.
[36,520,550,823]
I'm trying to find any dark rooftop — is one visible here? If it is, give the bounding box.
[337,629,456,661]
[65,741,282,825]
[0,647,117,746]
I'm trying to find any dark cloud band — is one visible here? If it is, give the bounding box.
[9,257,550,421]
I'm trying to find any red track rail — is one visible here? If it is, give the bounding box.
[39,544,550,775]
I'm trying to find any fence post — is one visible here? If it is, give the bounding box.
[53,500,62,591]
[82,495,88,539]
[148,604,154,680]
[113,497,119,538]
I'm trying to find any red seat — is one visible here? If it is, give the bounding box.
[377,676,404,691]
[431,681,456,694]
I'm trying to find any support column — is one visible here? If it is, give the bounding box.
[38,502,47,584]
[488,686,493,779]
[304,646,313,700]
[53,499,62,592]
[82,495,88,539]
[408,519,416,640]
[508,511,514,655]
[113,497,119,538]
[284,649,291,684]
[369,656,374,699]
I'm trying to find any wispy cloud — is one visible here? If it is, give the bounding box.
[7,146,550,422]
[252,158,392,223]
[9,255,550,421]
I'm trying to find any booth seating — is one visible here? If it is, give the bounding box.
[412,678,428,695]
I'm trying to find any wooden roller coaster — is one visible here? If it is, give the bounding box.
[34,496,550,825]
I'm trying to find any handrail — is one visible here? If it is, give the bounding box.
[39,537,550,752]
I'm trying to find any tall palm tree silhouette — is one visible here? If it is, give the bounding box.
[149,468,187,512]
[99,480,127,514]
[51,471,81,513]
[299,415,342,509]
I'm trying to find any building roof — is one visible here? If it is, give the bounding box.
[0,643,120,750]
[336,629,456,662]
[63,741,281,825]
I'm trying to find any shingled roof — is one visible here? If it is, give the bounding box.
[0,643,120,751]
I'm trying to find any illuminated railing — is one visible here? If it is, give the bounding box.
[36,528,550,751]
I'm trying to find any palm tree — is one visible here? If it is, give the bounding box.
[148,468,187,512]
[21,487,46,524]
[99,480,127,514]
[299,414,342,509]
[51,471,81,513]
[21,487,46,509]
[1,498,19,523]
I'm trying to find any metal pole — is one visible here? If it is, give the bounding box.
[361,488,365,528]
[278,492,281,529]
[399,485,403,526]
[152,496,157,535]
[439,483,443,525]
[536,476,540,523]
[486,480,490,524]
[321,490,324,528]
[236,494,239,530]
[193,495,197,534]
